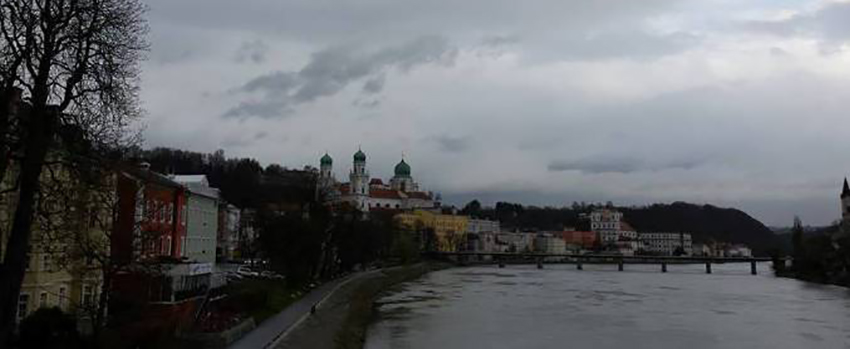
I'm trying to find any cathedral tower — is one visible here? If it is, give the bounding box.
[350,149,370,196]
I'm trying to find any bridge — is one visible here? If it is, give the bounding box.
[425,251,779,275]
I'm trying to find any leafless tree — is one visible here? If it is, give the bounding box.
[0,0,148,342]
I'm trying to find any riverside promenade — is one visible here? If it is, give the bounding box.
[228,270,377,349]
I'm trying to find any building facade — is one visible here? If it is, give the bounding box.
[535,233,567,254]
[466,218,501,234]
[396,210,468,252]
[217,203,240,261]
[172,175,219,264]
[638,232,693,256]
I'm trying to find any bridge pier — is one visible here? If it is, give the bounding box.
[498,259,505,268]
[705,262,712,274]
[751,260,757,275]
[537,259,543,269]
[576,258,583,270]
[618,260,624,271]
[661,262,667,273]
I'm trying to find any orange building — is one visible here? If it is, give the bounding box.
[560,230,597,249]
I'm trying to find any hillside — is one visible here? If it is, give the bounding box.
[472,201,782,256]
[619,202,782,256]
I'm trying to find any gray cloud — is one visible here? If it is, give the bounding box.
[235,40,269,64]
[362,75,386,94]
[744,2,850,44]
[548,157,702,174]
[431,135,472,153]
[225,36,456,118]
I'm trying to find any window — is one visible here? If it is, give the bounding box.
[39,292,48,308]
[58,287,66,309]
[42,255,51,272]
[17,294,29,322]
[82,285,93,307]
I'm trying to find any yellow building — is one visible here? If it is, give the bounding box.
[396,210,468,252]
[0,160,109,330]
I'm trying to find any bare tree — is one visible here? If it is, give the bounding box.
[0,0,147,342]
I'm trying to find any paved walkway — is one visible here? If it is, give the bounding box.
[228,270,378,349]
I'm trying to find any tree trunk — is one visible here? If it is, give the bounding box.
[0,86,15,186]
[0,107,57,344]
[93,268,111,339]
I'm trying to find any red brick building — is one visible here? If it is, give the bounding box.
[112,164,187,264]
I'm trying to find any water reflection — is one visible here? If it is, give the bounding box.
[366,263,850,349]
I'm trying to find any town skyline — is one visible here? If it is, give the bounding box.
[139,0,850,226]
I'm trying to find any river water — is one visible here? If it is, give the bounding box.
[365,263,850,349]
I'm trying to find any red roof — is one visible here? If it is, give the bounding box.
[370,189,402,199]
[405,191,432,200]
[620,222,637,232]
[369,179,384,185]
[339,183,350,195]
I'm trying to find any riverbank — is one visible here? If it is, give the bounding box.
[272,262,448,349]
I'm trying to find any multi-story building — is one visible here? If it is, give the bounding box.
[396,210,468,252]
[638,232,693,256]
[535,233,566,254]
[590,209,623,243]
[496,231,535,253]
[171,175,219,264]
[560,230,597,251]
[466,218,500,234]
[589,209,639,255]
[1,158,111,330]
[216,203,240,261]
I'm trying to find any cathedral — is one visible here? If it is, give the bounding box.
[318,149,438,212]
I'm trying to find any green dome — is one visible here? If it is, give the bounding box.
[353,149,366,162]
[320,153,333,165]
[394,159,411,177]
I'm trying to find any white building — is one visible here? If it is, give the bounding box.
[318,149,438,212]
[639,232,693,256]
[724,244,752,257]
[467,218,500,234]
[217,203,240,261]
[171,175,219,264]
[535,233,566,254]
[589,209,639,255]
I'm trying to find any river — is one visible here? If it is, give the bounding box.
[365,263,850,349]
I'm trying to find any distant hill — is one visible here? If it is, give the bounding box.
[472,201,782,256]
[619,202,782,256]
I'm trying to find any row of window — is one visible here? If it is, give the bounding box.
[16,285,94,323]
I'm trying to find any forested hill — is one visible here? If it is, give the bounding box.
[619,202,781,256]
[467,201,781,256]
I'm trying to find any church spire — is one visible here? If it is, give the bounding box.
[842,178,850,199]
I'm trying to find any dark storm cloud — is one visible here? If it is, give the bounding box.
[224,36,457,118]
[548,157,701,174]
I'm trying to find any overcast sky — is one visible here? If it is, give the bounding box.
[139,0,850,226]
